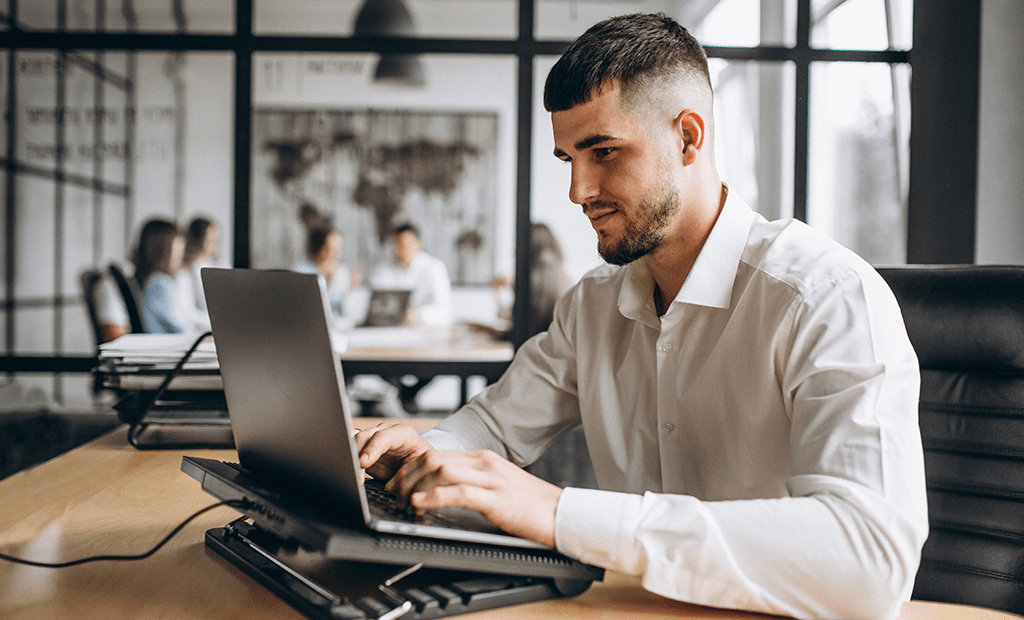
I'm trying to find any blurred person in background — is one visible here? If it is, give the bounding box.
[293,217,361,319]
[177,216,219,331]
[492,222,574,339]
[135,219,193,335]
[368,222,452,328]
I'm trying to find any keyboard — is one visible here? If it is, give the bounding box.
[364,478,473,530]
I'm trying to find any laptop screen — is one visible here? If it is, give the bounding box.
[201,267,369,526]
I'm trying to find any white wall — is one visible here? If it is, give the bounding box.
[976,0,1024,265]
[252,53,519,281]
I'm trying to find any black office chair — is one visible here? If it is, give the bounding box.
[80,269,106,348]
[108,263,145,334]
[877,264,1024,615]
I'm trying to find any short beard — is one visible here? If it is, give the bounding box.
[598,182,680,266]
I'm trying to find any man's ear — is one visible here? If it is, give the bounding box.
[675,110,705,166]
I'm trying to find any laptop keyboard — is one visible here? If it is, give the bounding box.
[221,459,486,532]
[364,478,474,530]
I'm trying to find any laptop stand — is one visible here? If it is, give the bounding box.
[207,517,591,620]
[184,456,603,620]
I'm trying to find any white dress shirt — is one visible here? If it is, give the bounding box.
[422,191,929,620]
[368,251,453,327]
[175,265,212,333]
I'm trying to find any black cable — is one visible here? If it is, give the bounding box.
[0,498,248,568]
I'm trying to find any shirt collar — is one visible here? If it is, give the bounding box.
[619,186,757,319]
[675,187,756,309]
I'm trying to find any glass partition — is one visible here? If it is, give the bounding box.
[0,0,926,408]
[17,0,235,32]
[536,0,797,47]
[252,52,517,286]
[5,48,232,404]
[807,61,910,264]
[255,0,518,39]
[811,0,913,51]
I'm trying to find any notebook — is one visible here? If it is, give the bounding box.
[360,289,413,327]
[200,267,546,550]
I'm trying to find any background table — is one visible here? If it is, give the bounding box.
[1,421,1019,620]
[101,327,513,411]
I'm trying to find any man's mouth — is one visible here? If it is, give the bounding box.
[585,204,618,225]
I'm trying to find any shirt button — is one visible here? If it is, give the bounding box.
[660,343,672,352]
[663,422,674,432]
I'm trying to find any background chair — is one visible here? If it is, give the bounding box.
[80,269,106,348]
[108,263,145,334]
[877,264,1024,615]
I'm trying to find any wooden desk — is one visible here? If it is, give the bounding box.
[1,422,1017,620]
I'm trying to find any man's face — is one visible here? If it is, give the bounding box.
[319,231,342,265]
[395,231,421,267]
[552,84,682,265]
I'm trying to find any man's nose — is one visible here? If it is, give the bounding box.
[568,163,599,206]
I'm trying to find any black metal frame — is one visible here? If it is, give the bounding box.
[0,0,982,382]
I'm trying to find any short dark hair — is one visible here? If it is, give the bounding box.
[543,13,711,113]
[306,225,338,260]
[393,222,420,239]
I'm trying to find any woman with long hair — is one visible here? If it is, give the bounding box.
[134,218,189,334]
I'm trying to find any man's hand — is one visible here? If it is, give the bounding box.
[387,449,562,548]
[353,422,562,548]
[354,422,433,482]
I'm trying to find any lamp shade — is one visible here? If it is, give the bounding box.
[353,0,425,87]
[353,0,415,37]
[374,54,426,86]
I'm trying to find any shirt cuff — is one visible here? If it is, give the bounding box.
[554,486,643,572]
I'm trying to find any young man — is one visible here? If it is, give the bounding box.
[367,222,453,328]
[356,13,927,620]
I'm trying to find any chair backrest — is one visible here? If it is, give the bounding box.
[79,269,105,348]
[108,263,145,333]
[877,264,1024,615]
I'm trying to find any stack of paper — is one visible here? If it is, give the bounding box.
[99,333,219,369]
[99,333,223,391]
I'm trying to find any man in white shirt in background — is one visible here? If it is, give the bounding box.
[356,13,928,620]
[368,222,453,328]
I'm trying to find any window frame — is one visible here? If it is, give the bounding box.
[0,0,982,381]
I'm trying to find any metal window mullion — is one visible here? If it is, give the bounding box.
[511,0,536,350]
[53,1,68,400]
[92,50,106,265]
[4,45,16,359]
[792,0,811,223]
[232,0,253,268]
[123,0,139,252]
[124,50,136,251]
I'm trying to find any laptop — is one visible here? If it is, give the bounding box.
[360,288,413,327]
[200,267,546,550]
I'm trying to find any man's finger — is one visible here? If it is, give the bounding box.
[388,451,499,502]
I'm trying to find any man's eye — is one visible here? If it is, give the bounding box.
[594,147,615,158]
